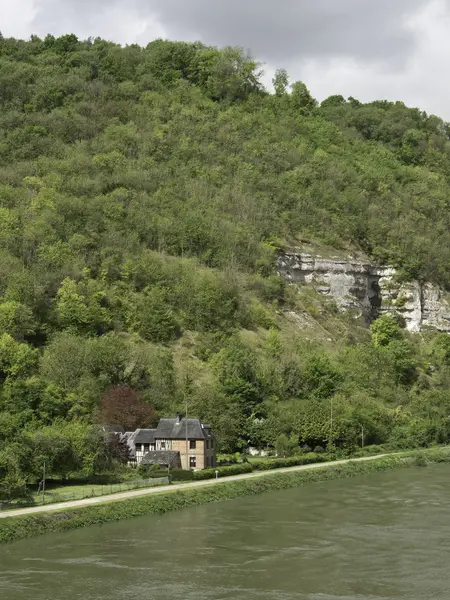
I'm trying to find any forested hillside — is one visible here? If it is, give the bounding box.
[2,34,450,495]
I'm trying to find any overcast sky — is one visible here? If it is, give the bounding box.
[3,0,450,119]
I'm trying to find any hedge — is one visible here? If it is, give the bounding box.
[170,463,253,482]
[193,463,253,480]
[252,452,330,470]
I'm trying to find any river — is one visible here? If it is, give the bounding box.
[1,464,450,599]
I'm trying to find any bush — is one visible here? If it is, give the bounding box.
[252,453,329,470]
[412,451,428,467]
[138,464,168,478]
[275,433,297,458]
[361,444,387,456]
[217,453,239,465]
[193,463,253,480]
[170,468,195,481]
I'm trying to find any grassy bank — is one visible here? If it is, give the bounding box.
[1,448,449,545]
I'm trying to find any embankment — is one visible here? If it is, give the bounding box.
[1,448,449,545]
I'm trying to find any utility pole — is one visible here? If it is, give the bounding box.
[42,462,46,505]
[361,425,365,449]
[330,397,333,446]
[185,397,188,470]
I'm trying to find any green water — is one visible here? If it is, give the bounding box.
[2,464,450,599]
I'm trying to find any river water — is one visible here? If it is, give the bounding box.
[1,464,450,599]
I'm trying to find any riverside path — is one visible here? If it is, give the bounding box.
[0,454,389,519]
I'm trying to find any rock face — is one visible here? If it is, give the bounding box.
[277,252,450,332]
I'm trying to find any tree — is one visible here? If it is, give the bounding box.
[96,386,156,430]
[302,355,343,400]
[370,315,403,347]
[55,278,111,334]
[290,81,317,111]
[273,68,289,96]
[206,46,263,102]
[0,333,38,380]
[106,433,130,464]
[0,301,35,340]
[41,332,88,390]
[127,287,180,343]
[275,433,297,457]
[0,450,30,503]
[321,95,346,108]
[28,426,80,480]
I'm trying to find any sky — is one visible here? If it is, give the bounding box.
[2,0,450,119]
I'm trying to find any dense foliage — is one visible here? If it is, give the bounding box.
[2,34,450,497]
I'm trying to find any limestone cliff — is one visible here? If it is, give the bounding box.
[277,252,450,332]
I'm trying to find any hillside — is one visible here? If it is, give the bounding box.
[2,34,450,495]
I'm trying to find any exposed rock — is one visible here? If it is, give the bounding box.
[277,252,450,333]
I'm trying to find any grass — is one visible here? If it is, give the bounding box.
[10,477,169,508]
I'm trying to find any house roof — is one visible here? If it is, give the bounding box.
[121,430,138,457]
[155,418,215,440]
[133,429,157,444]
[141,450,181,467]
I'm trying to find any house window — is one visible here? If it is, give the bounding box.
[189,456,196,468]
[160,441,166,450]
[189,440,196,450]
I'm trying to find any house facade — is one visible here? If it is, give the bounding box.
[122,415,216,470]
[154,415,216,470]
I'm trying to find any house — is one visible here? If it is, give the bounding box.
[153,414,216,470]
[122,414,216,470]
[124,429,157,464]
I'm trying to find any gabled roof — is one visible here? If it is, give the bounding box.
[141,450,181,467]
[122,430,139,457]
[155,418,215,440]
[133,429,157,444]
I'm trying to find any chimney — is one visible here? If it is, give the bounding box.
[176,413,184,425]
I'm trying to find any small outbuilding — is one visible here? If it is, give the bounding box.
[140,450,182,469]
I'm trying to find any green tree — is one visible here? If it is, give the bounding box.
[0,301,35,340]
[370,315,403,347]
[273,68,289,96]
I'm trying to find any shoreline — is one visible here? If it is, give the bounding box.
[0,449,448,545]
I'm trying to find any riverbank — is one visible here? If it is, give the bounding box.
[1,448,448,544]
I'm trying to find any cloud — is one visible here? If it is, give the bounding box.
[296,0,450,118]
[2,0,450,118]
[143,0,426,66]
[22,0,164,44]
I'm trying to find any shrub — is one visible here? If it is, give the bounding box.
[252,452,329,470]
[170,468,194,481]
[193,463,253,480]
[412,451,428,467]
[138,464,168,478]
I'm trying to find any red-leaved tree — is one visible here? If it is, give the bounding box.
[97,386,156,430]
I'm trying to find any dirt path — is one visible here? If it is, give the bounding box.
[0,454,389,519]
